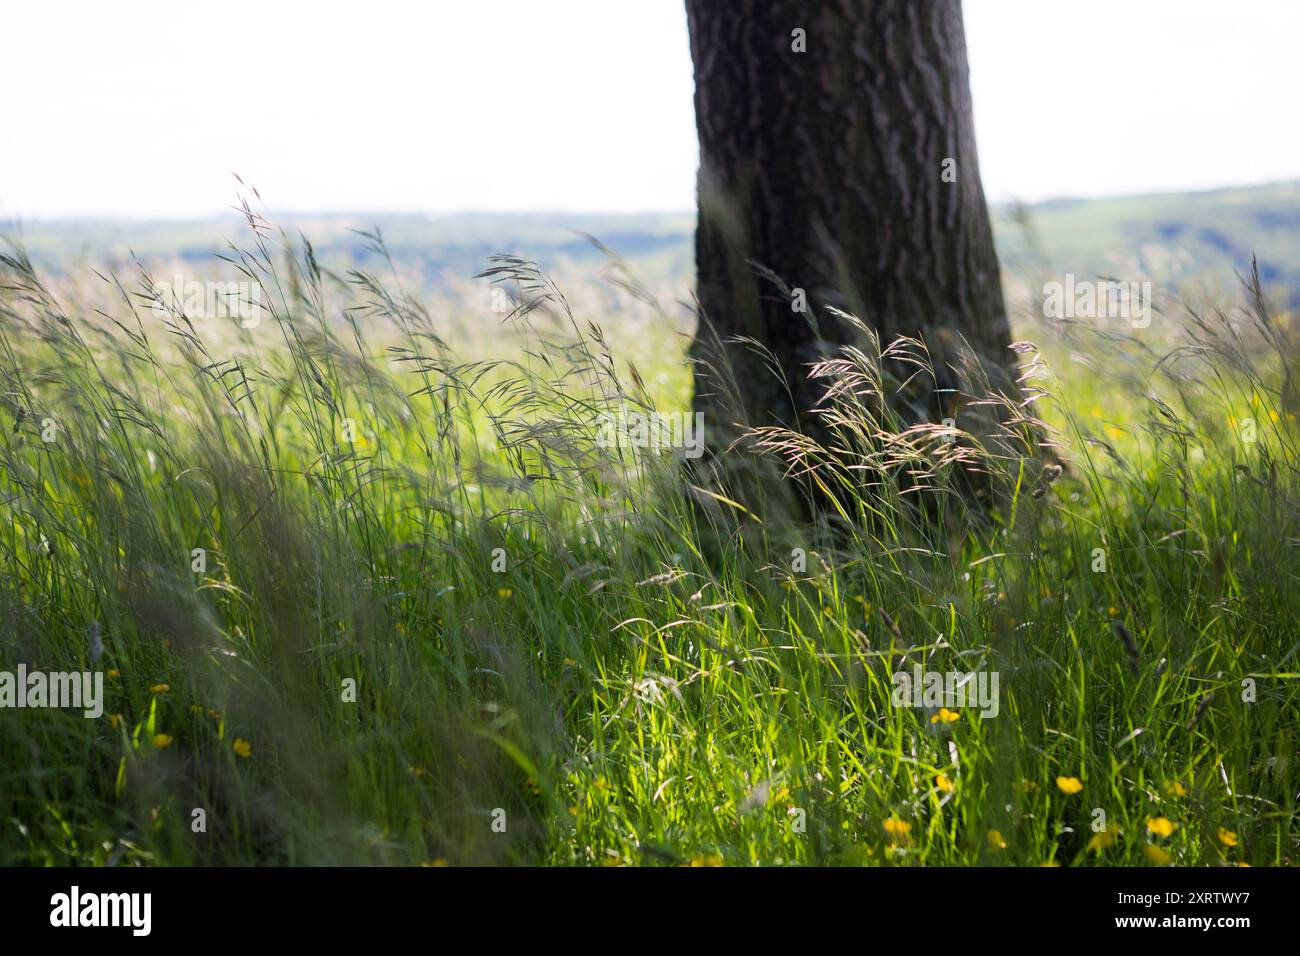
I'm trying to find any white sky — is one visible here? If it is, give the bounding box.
[2,0,1297,219]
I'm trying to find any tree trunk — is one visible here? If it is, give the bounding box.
[686,0,1012,439]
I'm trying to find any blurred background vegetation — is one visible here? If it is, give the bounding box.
[13,180,1300,313]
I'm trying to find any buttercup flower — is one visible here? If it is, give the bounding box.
[1144,844,1172,865]
[1088,827,1120,852]
[1056,776,1083,795]
[883,817,911,837]
[1146,817,1176,837]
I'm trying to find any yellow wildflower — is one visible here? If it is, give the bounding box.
[1146,817,1177,837]
[1088,827,1120,852]
[883,817,911,837]
[1056,776,1083,795]
[1144,844,1172,865]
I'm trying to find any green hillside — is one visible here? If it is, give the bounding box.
[7,181,1300,307]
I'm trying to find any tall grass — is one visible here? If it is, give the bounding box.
[0,207,1296,866]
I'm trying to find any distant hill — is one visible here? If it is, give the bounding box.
[992,180,1300,308]
[2,211,696,285]
[6,181,1299,307]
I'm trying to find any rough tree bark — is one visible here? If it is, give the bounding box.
[685,0,1012,439]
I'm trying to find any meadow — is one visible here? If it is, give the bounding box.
[0,199,1297,867]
